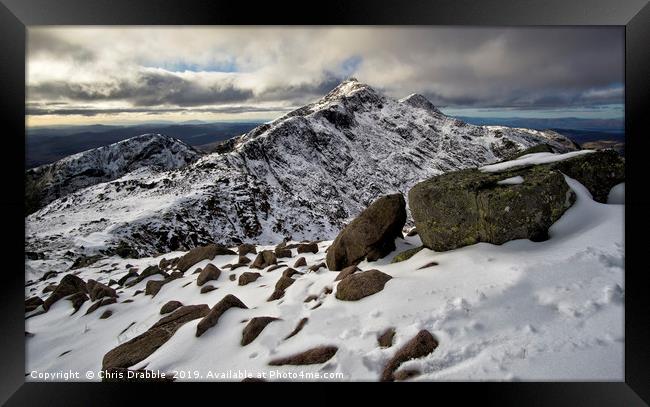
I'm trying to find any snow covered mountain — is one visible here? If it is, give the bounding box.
[26,134,200,215]
[25,79,578,272]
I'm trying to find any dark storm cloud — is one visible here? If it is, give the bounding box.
[27,30,95,62]
[27,104,287,117]
[29,70,254,107]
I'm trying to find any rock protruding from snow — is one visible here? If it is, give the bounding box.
[43,274,87,311]
[326,194,406,271]
[25,134,200,215]
[177,245,235,273]
[241,317,280,346]
[381,330,438,381]
[268,346,338,366]
[195,294,248,337]
[335,269,393,301]
[102,304,210,370]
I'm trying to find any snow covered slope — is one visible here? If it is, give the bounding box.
[26,134,200,215]
[25,79,578,272]
[25,175,624,381]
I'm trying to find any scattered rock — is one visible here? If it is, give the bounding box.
[133,290,143,296]
[267,274,296,301]
[391,246,424,264]
[304,295,318,303]
[160,300,183,314]
[293,257,307,268]
[380,330,438,381]
[241,317,280,346]
[393,369,421,381]
[108,279,118,287]
[417,261,439,270]
[85,297,117,315]
[274,247,292,259]
[200,285,217,294]
[335,269,392,301]
[99,310,113,319]
[196,295,248,337]
[196,263,221,286]
[239,272,262,286]
[297,242,319,254]
[42,284,57,294]
[377,327,396,348]
[69,254,103,270]
[125,265,168,288]
[103,305,210,369]
[43,274,87,311]
[176,244,236,272]
[229,274,236,281]
[308,262,326,272]
[86,279,118,301]
[67,292,89,314]
[282,268,300,278]
[114,241,139,259]
[334,265,360,281]
[284,318,308,340]
[117,270,139,286]
[268,346,338,366]
[238,243,257,257]
[326,194,407,270]
[238,255,251,265]
[266,264,287,272]
[25,296,43,312]
[250,250,277,269]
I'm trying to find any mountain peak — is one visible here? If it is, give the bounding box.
[400,93,442,114]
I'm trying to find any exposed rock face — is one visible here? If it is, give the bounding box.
[177,244,236,272]
[409,164,575,251]
[380,330,438,381]
[250,251,277,269]
[196,295,248,337]
[326,194,407,271]
[335,269,392,301]
[103,304,210,370]
[196,263,221,286]
[268,346,338,366]
[160,300,183,315]
[297,242,319,254]
[238,272,262,286]
[241,317,280,346]
[43,274,87,311]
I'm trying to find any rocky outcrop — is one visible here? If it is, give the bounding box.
[380,330,438,381]
[326,194,406,271]
[103,304,210,370]
[335,270,392,301]
[196,295,248,337]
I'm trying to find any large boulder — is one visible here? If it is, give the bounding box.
[103,304,210,370]
[196,263,221,286]
[238,272,261,286]
[86,279,118,301]
[409,150,624,252]
[250,250,277,269]
[241,317,280,346]
[176,244,236,272]
[335,269,392,301]
[326,194,406,271]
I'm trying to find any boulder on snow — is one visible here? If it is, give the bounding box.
[250,250,277,269]
[293,257,307,268]
[297,242,319,254]
[274,246,292,259]
[103,304,210,370]
[43,274,87,311]
[268,346,338,366]
[391,246,424,264]
[238,272,261,286]
[377,327,396,348]
[267,275,296,301]
[124,265,168,288]
[86,279,118,301]
[25,296,44,312]
[410,151,625,252]
[284,317,308,340]
[196,294,248,337]
[196,263,221,286]
[160,300,183,315]
[335,269,392,301]
[241,317,280,346]
[326,194,406,271]
[380,330,438,381]
[176,244,236,272]
[200,285,217,294]
[85,297,117,315]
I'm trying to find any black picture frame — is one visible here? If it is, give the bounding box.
[1,0,648,405]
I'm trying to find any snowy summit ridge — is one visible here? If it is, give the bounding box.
[26,79,578,271]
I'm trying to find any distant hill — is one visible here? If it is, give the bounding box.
[26,121,263,168]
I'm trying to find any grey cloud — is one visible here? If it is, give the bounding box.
[27,104,289,117]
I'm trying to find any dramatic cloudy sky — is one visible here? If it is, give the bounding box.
[27,27,624,126]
